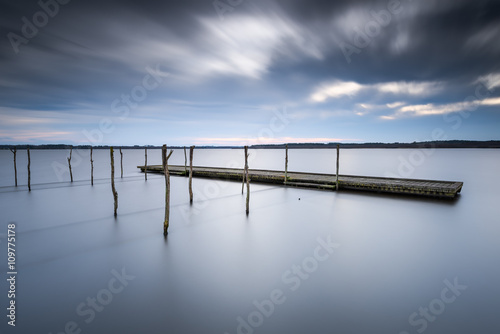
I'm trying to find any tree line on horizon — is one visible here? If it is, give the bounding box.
[1,140,500,150]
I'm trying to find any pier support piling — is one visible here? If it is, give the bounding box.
[9,147,17,187]
[162,145,174,235]
[184,146,187,174]
[27,147,31,192]
[285,144,288,185]
[189,146,194,204]
[336,144,340,190]
[120,148,123,178]
[245,146,250,215]
[110,147,118,217]
[144,148,148,181]
[241,147,246,194]
[67,146,73,183]
[90,147,94,186]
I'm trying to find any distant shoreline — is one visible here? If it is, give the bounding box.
[1,140,500,150]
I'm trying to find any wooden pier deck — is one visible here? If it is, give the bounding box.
[138,165,463,199]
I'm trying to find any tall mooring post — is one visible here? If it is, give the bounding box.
[336,144,340,190]
[285,144,288,185]
[144,148,148,181]
[90,147,94,186]
[245,146,250,215]
[110,147,118,217]
[68,146,73,183]
[27,147,31,192]
[9,147,17,187]
[189,146,194,204]
[241,147,246,194]
[120,148,123,178]
[184,146,187,174]
[162,145,174,235]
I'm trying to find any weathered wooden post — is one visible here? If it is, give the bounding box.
[245,146,250,214]
[336,144,340,190]
[144,148,148,181]
[285,144,288,185]
[90,147,94,186]
[184,146,187,174]
[241,147,246,194]
[162,145,174,235]
[120,148,123,178]
[189,145,194,204]
[110,147,118,217]
[27,147,31,192]
[9,147,17,187]
[67,146,73,182]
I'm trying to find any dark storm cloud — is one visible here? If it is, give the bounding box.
[270,0,500,83]
[2,0,499,89]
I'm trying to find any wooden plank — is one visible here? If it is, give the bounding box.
[137,165,463,199]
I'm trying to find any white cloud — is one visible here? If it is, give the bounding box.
[397,102,472,116]
[374,81,441,96]
[481,97,500,106]
[476,73,500,91]
[177,14,324,79]
[47,10,326,83]
[92,13,325,81]
[310,80,441,103]
[357,103,373,109]
[379,95,500,120]
[353,103,380,116]
[386,101,405,108]
[310,81,363,102]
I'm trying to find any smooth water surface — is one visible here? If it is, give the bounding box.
[0,148,499,334]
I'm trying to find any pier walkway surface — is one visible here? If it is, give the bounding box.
[138,165,463,199]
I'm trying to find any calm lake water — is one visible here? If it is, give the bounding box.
[0,148,499,334]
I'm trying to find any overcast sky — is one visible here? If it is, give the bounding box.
[1,0,499,146]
